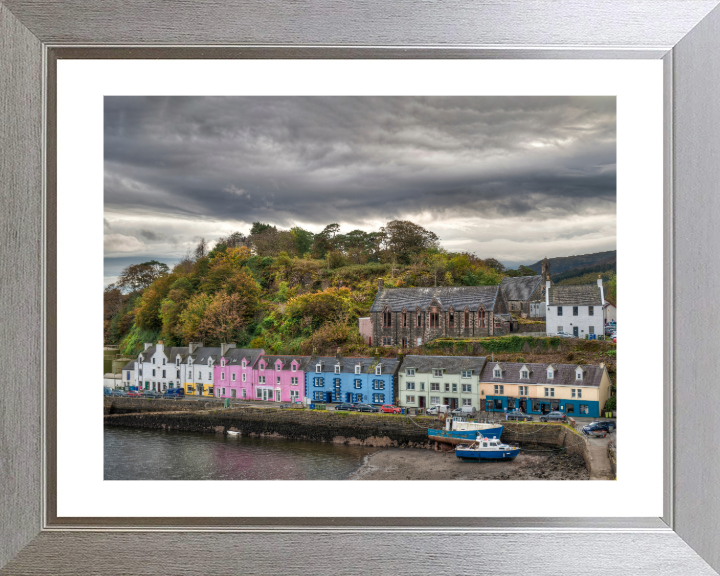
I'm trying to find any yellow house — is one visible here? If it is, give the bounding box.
[479,361,612,418]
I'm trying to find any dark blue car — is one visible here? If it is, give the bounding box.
[582,421,616,436]
[162,388,185,398]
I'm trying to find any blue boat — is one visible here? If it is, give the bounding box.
[428,416,503,445]
[455,434,521,461]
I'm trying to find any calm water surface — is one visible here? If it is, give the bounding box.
[104,426,377,480]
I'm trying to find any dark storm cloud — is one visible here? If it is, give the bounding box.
[104,96,616,229]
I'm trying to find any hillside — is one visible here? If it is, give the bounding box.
[551,256,616,283]
[526,251,616,276]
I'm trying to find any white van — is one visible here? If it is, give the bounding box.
[426,404,450,415]
[451,405,476,416]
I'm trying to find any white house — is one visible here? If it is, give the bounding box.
[121,360,134,388]
[604,298,617,324]
[545,276,604,338]
[134,341,191,392]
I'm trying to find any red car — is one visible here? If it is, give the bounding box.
[380,404,401,414]
[126,391,143,397]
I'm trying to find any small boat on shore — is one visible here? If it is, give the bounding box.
[227,430,241,436]
[428,416,503,445]
[455,434,521,461]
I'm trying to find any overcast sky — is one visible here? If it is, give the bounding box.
[104,96,616,285]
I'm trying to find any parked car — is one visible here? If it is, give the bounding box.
[506,410,533,421]
[612,334,617,343]
[334,403,357,411]
[426,404,450,415]
[109,390,127,397]
[380,404,402,414]
[605,324,616,335]
[356,404,381,413]
[555,331,574,338]
[126,391,143,397]
[539,411,567,423]
[582,421,616,436]
[162,388,185,398]
[142,390,162,398]
[103,387,113,396]
[451,405,476,416]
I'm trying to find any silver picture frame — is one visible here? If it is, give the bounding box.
[2,1,719,573]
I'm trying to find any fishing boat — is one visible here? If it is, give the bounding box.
[427,416,503,445]
[227,430,241,436]
[455,434,521,461]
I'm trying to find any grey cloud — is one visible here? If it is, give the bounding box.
[104,96,615,261]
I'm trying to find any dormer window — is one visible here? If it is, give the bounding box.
[221,359,225,367]
[494,368,501,378]
[260,363,265,371]
[277,363,282,370]
[576,370,583,380]
[461,370,472,378]
[176,358,180,366]
[316,364,322,373]
[406,368,415,376]
[547,369,554,379]
[355,365,361,375]
[433,369,442,377]
[242,360,247,368]
[521,370,529,379]
[334,364,341,374]
[292,364,297,372]
[375,365,382,375]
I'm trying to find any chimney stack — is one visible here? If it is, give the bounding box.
[597,274,603,288]
[378,278,384,290]
[221,342,236,357]
[144,342,152,351]
[189,342,202,354]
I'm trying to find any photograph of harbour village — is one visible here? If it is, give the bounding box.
[103,96,617,481]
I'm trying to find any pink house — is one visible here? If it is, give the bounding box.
[214,347,264,400]
[255,355,311,403]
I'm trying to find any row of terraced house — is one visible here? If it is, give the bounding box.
[121,342,611,417]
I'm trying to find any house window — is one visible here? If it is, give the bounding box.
[573,306,579,316]
[373,380,385,390]
[316,364,322,373]
[375,366,382,375]
[519,386,528,396]
[406,368,415,376]
[558,307,563,316]
[589,326,595,334]
[430,396,441,405]
[354,379,362,389]
[417,311,422,325]
[260,363,265,371]
[462,384,471,392]
[479,307,486,328]
[258,376,265,384]
[208,372,212,381]
[579,404,589,415]
[407,382,415,390]
[162,370,166,378]
[290,390,299,401]
[373,394,384,403]
[152,358,156,364]
[444,383,450,392]
[589,306,594,316]
[313,377,323,387]
[493,369,501,378]
[126,371,130,380]
[544,387,555,397]
[573,389,582,399]
[221,372,225,380]
[221,359,225,367]
[176,358,180,366]
[383,308,392,328]
[355,365,361,374]
[291,377,298,385]
[452,383,457,392]
[494,385,504,394]
[334,365,341,374]
[277,376,281,385]
[463,398,472,406]
[433,369,442,377]
[430,312,439,327]
[292,364,297,372]
[494,399,503,410]
[465,310,469,327]
[152,369,156,377]
[547,369,554,379]
[521,370,528,379]
[242,373,246,382]
[461,370,471,378]
[557,326,563,333]
[162,358,166,365]
[431,383,440,391]
[449,312,454,328]
[406,395,415,403]
[402,311,407,327]
[314,391,324,401]
[188,372,192,379]
[576,372,582,380]
[242,360,246,368]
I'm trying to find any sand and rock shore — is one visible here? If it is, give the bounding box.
[349,447,590,480]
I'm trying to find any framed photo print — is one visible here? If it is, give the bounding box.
[1,1,720,574]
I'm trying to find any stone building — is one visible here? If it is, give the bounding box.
[499,275,544,316]
[370,279,514,348]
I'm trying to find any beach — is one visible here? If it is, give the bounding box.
[349,447,590,480]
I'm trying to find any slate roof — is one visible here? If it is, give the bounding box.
[480,362,605,388]
[258,355,313,371]
[370,286,500,312]
[183,347,221,366]
[139,346,189,361]
[495,313,514,323]
[399,355,487,374]
[548,284,602,306]
[221,348,265,367]
[310,356,402,375]
[500,275,542,301]
[122,360,135,371]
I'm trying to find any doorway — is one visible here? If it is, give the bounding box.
[197,384,204,396]
[519,399,527,412]
[573,326,579,337]
[540,403,551,414]
[275,389,281,402]
[418,396,426,408]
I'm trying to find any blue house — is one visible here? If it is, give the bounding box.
[304,350,401,405]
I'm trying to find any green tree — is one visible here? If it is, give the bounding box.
[290,227,314,256]
[250,222,274,235]
[379,220,439,264]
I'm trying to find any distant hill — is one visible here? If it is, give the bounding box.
[526,251,616,277]
[552,256,616,283]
